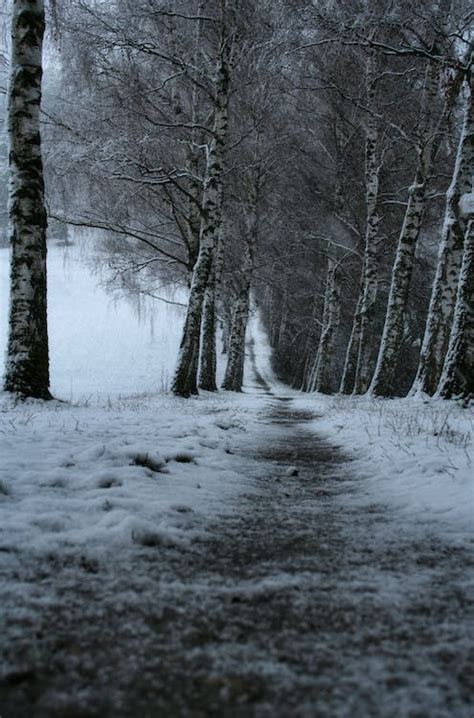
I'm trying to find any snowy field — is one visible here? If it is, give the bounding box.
[0,244,186,400]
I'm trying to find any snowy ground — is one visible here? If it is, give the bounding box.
[1,244,261,571]
[1,247,473,716]
[0,244,186,400]
[0,242,264,569]
[292,394,473,543]
[0,391,263,559]
[249,315,473,543]
[1,380,472,717]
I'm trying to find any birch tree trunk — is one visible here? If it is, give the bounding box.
[436,219,474,400]
[198,260,218,391]
[172,34,230,397]
[221,309,231,354]
[198,224,224,391]
[368,174,427,396]
[301,291,321,392]
[411,80,473,396]
[310,252,341,394]
[222,193,257,392]
[353,53,381,394]
[369,62,440,397]
[339,291,363,394]
[266,283,281,349]
[277,272,290,352]
[221,284,250,392]
[4,0,51,400]
[185,4,206,272]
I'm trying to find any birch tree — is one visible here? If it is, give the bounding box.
[437,218,474,400]
[49,0,217,286]
[222,176,258,392]
[301,291,322,392]
[353,52,382,394]
[340,49,381,395]
[198,228,223,391]
[369,61,444,396]
[411,60,473,396]
[309,248,341,394]
[172,14,232,396]
[3,0,50,399]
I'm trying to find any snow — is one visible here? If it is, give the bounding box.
[245,309,286,393]
[243,310,473,541]
[243,311,473,540]
[0,391,263,563]
[0,241,265,567]
[0,243,186,400]
[292,393,473,542]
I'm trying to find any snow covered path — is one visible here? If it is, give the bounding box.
[1,385,473,718]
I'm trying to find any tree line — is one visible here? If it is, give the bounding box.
[2,0,473,402]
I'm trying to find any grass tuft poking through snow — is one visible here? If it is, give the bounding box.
[128,450,168,473]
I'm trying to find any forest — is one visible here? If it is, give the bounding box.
[2,0,473,403]
[0,1,473,717]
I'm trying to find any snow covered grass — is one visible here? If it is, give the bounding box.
[0,390,263,566]
[293,393,473,541]
[0,242,267,569]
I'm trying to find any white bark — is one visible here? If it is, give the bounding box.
[199,218,224,391]
[4,0,50,399]
[310,252,341,394]
[198,260,218,391]
[172,31,231,397]
[369,62,440,397]
[302,292,322,392]
[411,78,473,396]
[437,219,474,400]
[353,52,381,394]
[277,273,290,352]
[222,187,257,392]
[221,284,250,392]
[185,4,206,271]
[339,290,363,395]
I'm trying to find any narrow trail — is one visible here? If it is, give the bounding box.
[1,376,473,717]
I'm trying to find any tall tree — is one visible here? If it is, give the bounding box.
[437,218,474,400]
[222,173,258,392]
[353,50,382,394]
[411,59,473,396]
[198,233,222,391]
[4,0,50,399]
[171,11,232,396]
[369,61,444,396]
[309,247,341,394]
[340,49,381,395]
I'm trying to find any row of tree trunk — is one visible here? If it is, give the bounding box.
[305,58,473,401]
[170,8,258,398]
